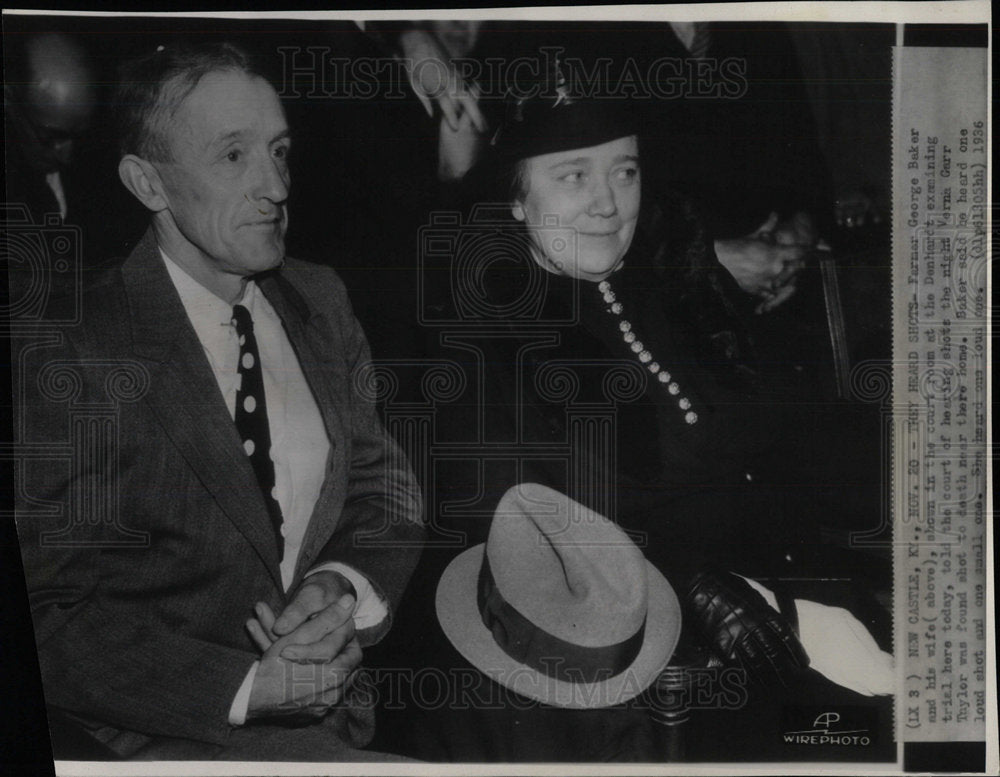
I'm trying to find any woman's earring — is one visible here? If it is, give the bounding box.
[512,204,525,222]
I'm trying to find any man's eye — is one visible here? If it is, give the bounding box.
[616,166,639,182]
[273,145,289,160]
[225,150,241,162]
[560,172,583,184]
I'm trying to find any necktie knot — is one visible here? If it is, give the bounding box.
[232,304,254,337]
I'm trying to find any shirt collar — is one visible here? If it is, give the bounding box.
[160,248,259,357]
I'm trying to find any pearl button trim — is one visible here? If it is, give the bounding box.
[598,280,697,424]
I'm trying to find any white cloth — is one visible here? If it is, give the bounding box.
[741,576,894,696]
[161,252,388,724]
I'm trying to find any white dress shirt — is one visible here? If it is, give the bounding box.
[45,171,68,220]
[161,252,387,724]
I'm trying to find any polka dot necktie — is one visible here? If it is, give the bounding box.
[231,304,284,555]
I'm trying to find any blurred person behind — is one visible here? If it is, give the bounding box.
[3,32,96,222]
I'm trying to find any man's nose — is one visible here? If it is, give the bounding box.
[252,153,289,205]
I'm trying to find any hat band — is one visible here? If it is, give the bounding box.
[477,553,646,684]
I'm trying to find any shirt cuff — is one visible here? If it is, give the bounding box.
[306,562,389,631]
[228,661,259,726]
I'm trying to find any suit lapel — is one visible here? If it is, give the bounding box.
[122,230,284,590]
[258,271,346,586]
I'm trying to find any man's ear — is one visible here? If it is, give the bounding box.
[511,202,525,222]
[118,154,169,212]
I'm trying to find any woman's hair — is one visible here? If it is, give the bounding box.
[505,158,530,203]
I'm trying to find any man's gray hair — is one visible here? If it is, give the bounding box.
[114,40,264,162]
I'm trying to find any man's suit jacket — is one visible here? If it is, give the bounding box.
[15,229,424,756]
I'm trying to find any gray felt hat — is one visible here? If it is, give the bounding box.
[436,483,680,708]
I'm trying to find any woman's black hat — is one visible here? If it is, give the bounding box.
[490,53,637,161]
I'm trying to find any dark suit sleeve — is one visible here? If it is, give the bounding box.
[14,336,258,748]
[19,542,256,747]
[305,267,425,646]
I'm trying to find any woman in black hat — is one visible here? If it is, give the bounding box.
[370,69,892,763]
[432,73,792,587]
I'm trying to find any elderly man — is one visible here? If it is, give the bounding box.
[14,41,423,761]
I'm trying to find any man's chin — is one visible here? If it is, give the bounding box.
[245,244,286,275]
[258,255,285,275]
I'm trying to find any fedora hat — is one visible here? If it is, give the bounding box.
[436,483,680,708]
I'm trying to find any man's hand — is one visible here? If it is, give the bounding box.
[247,570,358,663]
[772,210,817,248]
[438,109,485,182]
[714,211,816,313]
[245,631,362,721]
[398,27,487,133]
[243,572,362,721]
